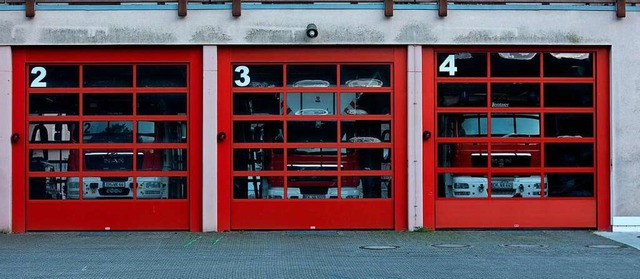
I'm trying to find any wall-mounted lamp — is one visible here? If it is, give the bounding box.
[306,24,318,38]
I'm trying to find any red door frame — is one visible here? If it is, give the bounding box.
[422,47,610,230]
[12,47,203,232]
[217,47,408,231]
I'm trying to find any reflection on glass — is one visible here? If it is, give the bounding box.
[82,176,133,199]
[233,148,283,171]
[29,94,79,116]
[438,113,487,137]
[286,176,337,199]
[491,174,544,198]
[233,121,283,143]
[438,83,487,107]
[547,173,594,197]
[340,65,391,87]
[341,121,391,142]
[137,121,187,143]
[137,94,187,115]
[233,93,282,115]
[490,143,541,168]
[340,93,390,115]
[137,177,187,199]
[137,65,187,87]
[83,93,133,115]
[545,143,594,167]
[346,176,392,199]
[544,84,593,107]
[29,177,79,200]
[83,121,133,143]
[544,53,593,77]
[438,143,488,168]
[232,65,283,87]
[287,121,337,143]
[29,122,79,143]
[491,83,540,107]
[287,148,338,171]
[29,149,77,172]
[340,148,391,171]
[437,53,487,77]
[490,53,540,77]
[287,93,335,115]
[438,173,488,198]
[233,176,283,199]
[83,150,134,171]
[544,114,593,137]
[136,149,187,171]
[29,65,80,88]
[490,114,540,137]
[83,65,133,87]
[287,65,337,87]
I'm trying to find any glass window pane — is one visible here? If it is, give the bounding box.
[438,173,488,198]
[137,94,187,115]
[233,149,284,171]
[491,83,540,107]
[83,150,134,171]
[490,114,540,137]
[82,176,133,199]
[287,65,337,87]
[439,143,488,168]
[340,93,390,115]
[29,93,79,116]
[544,83,593,107]
[545,143,594,167]
[491,174,543,198]
[347,176,391,199]
[233,121,283,143]
[544,53,593,77]
[544,113,593,138]
[287,93,336,115]
[437,53,487,77]
[340,65,390,87]
[29,65,79,88]
[287,148,339,171]
[137,177,187,199]
[437,83,487,107]
[287,176,337,199]
[341,121,391,143]
[137,65,187,87]
[490,143,541,168]
[136,149,187,171]
[438,113,487,138]
[83,121,133,143]
[83,65,133,87]
[29,149,78,172]
[28,122,79,143]
[233,93,283,115]
[83,93,133,115]
[490,53,540,77]
[29,177,79,200]
[137,121,187,143]
[234,176,283,199]
[232,65,283,88]
[547,173,594,197]
[340,148,391,171]
[287,121,337,143]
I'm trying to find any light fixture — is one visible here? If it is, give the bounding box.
[306,23,318,38]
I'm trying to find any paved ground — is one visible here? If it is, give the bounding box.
[1,230,639,278]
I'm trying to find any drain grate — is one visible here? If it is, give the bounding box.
[586,244,624,249]
[431,244,471,248]
[360,245,399,250]
[500,244,547,248]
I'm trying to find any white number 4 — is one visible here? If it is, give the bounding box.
[438,55,458,76]
[30,66,47,88]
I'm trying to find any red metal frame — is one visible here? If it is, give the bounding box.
[12,47,202,232]
[218,47,407,231]
[423,47,610,229]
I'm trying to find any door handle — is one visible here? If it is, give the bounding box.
[217,131,227,143]
[10,133,20,144]
[422,130,431,141]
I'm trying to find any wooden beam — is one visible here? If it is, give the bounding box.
[178,0,187,17]
[232,0,241,17]
[438,0,447,17]
[616,0,626,18]
[26,0,35,18]
[384,0,393,17]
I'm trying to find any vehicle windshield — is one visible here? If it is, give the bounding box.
[84,152,143,171]
[460,114,539,137]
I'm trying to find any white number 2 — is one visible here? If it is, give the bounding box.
[234,66,250,87]
[30,66,48,88]
[438,55,458,76]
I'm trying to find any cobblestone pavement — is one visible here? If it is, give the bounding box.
[1,230,639,278]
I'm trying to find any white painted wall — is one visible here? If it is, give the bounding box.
[202,46,218,232]
[0,46,11,232]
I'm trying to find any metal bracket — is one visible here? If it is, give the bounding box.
[438,0,447,17]
[232,0,242,17]
[384,0,393,17]
[617,0,626,18]
[26,0,35,18]
[178,0,187,17]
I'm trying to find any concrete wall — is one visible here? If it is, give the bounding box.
[1,7,639,231]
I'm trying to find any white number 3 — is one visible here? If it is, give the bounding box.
[234,66,250,87]
[438,55,458,76]
[30,66,48,88]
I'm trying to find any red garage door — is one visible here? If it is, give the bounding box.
[423,48,610,229]
[12,48,202,231]
[217,47,407,230]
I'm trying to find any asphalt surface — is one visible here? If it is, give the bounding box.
[1,230,639,278]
